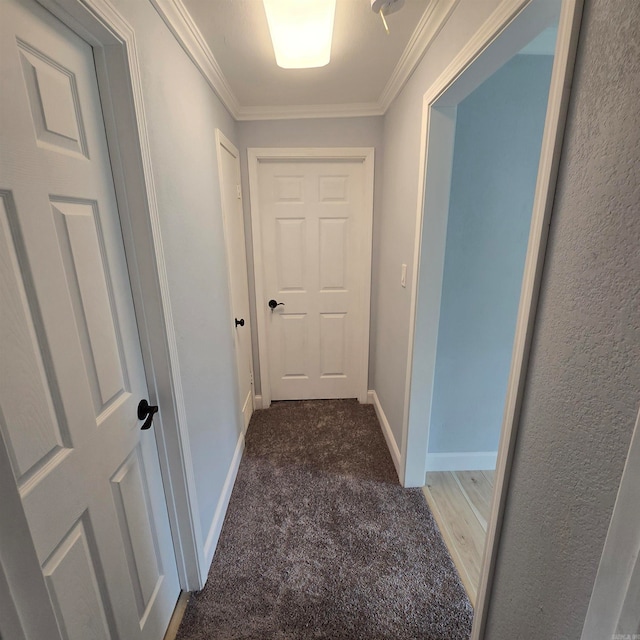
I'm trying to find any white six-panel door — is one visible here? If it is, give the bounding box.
[0,1,179,638]
[253,156,372,402]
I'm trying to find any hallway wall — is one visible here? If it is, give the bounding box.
[429,53,553,456]
[485,0,640,635]
[111,0,242,569]
[236,116,384,395]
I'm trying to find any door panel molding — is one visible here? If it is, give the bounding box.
[248,148,374,407]
[34,0,205,589]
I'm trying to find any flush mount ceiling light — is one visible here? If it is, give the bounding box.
[262,0,337,69]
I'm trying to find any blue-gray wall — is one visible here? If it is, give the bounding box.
[429,54,554,454]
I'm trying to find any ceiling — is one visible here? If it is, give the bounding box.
[153,0,457,119]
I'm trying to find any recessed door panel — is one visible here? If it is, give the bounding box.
[111,446,163,620]
[320,313,347,378]
[276,218,305,292]
[51,199,128,415]
[0,192,70,483]
[318,175,348,202]
[43,517,114,640]
[17,40,88,158]
[281,314,308,379]
[319,218,347,291]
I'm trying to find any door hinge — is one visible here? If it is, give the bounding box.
[236,184,242,199]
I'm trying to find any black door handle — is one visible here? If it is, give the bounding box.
[268,299,285,310]
[137,399,158,430]
[235,318,245,327]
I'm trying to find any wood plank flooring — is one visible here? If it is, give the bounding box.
[422,470,494,607]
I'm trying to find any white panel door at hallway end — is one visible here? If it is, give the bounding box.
[0,1,179,638]
[250,152,374,404]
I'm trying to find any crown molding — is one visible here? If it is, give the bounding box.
[149,0,241,118]
[236,102,385,121]
[150,0,459,122]
[378,0,461,111]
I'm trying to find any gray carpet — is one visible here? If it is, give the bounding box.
[177,399,473,639]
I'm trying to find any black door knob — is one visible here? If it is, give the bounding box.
[268,299,285,310]
[235,318,245,327]
[137,399,158,430]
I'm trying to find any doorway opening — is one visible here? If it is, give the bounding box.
[422,28,557,605]
[402,0,583,636]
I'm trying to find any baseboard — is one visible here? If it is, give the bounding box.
[425,451,497,472]
[253,394,263,410]
[202,432,245,568]
[368,390,402,482]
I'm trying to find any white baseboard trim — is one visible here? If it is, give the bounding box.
[368,390,402,482]
[202,432,245,569]
[426,451,498,472]
[253,394,263,410]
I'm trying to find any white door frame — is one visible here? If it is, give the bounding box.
[215,128,255,429]
[31,0,205,590]
[401,0,584,636]
[248,148,375,408]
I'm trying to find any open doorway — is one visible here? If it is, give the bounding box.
[401,0,584,634]
[422,29,557,605]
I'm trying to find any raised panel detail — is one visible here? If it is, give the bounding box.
[111,446,163,619]
[319,175,348,202]
[17,40,88,158]
[43,517,114,640]
[276,218,305,292]
[51,199,127,415]
[319,218,347,291]
[0,191,70,483]
[320,313,347,377]
[274,176,303,202]
[281,314,308,379]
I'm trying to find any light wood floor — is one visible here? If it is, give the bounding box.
[422,470,495,608]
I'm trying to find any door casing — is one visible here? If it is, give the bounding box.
[247,148,375,408]
[29,0,206,591]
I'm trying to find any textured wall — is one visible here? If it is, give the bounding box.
[430,54,553,455]
[485,0,640,637]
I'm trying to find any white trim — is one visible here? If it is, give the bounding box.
[145,0,458,121]
[368,391,402,482]
[378,0,461,111]
[425,451,498,472]
[247,147,374,407]
[398,0,583,636]
[202,432,245,568]
[39,0,206,589]
[254,394,263,410]
[149,0,240,118]
[236,102,384,121]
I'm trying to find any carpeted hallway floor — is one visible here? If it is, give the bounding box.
[176,399,473,640]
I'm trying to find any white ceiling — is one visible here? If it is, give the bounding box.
[153,0,457,119]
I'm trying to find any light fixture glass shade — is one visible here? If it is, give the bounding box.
[262,0,337,69]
